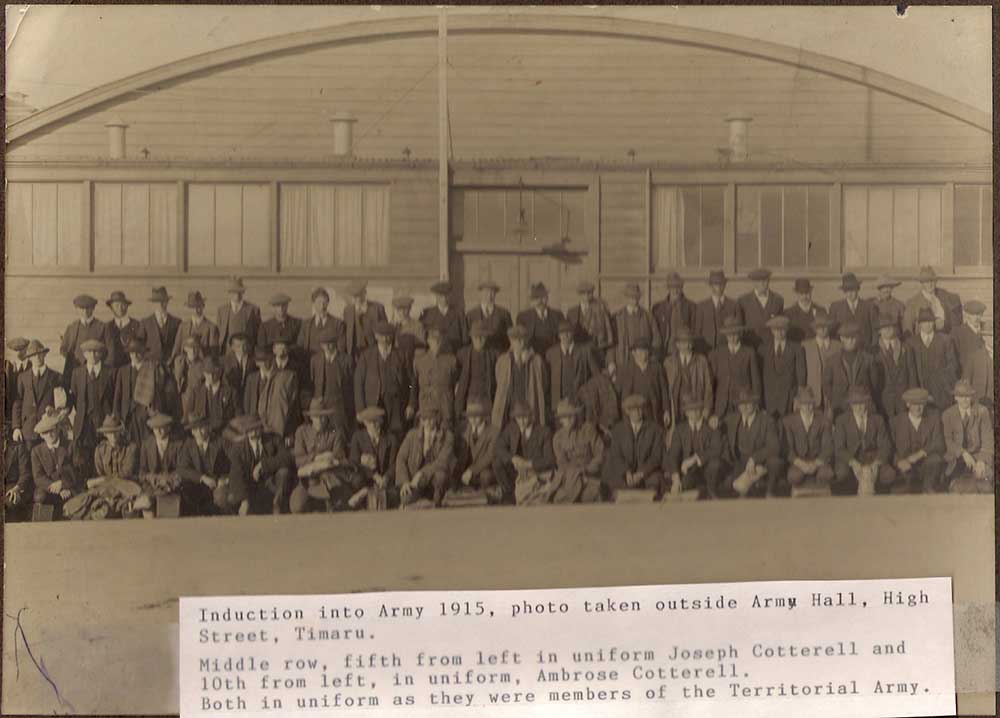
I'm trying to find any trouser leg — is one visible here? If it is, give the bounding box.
[832,462,857,496]
[765,457,788,497]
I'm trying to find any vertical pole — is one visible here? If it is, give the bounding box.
[438,8,450,281]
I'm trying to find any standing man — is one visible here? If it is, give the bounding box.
[565,281,615,365]
[222,333,255,402]
[601,394,666,500]
[189,356,239,439]
[258,293,302,352]
[872,276,906,343]
[874,314,918,419]
[663,327,714,427]
[612,283,662,372]
[784,278,824,344]
[114,337,175,445]
[951,300,993,411]
[172,291,219,361]
[60,294,113,385]
[802,311,840,413]
[782,386,835,496]
[12,340,60,450]
[68,339,115,472]
[310,325,355,438]
[694,270,743,354]
[721,388,784,498]
[903,266,963,336]
[465,280,512,355]
[343,280,387,361]
[421,281,468,354]
[708,317,761,421]
[759,315,806,420]
[411,324,459,426]
[517,282,565,357]
[579,362,621,440]
[832,387,896,495]
[664,396,725,499]
[5,337,29,427]
[892,387,946,494]
[243,346,300,443]
[909,307,960,411]
[392,295,426,368]
[546,320,599,412]
[737,268,783,351]
[353,322,412,437]
[616,337,670,428]
[829,273,874,353]
[106,290,144,368]
[941,380,993,494]
[823,321,879,419]
[652,272,696,359]
[142,286,181,364]
[396,407,455,508]
[298,287,343,361]
[454,321,497,419]
[492,325,548,430]
[217,277,262,353]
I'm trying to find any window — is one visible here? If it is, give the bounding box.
[5,182,85,268]
[954,185,992,268]
[188,184,270,269]
[94,183,179,268]
[279,184,389,269]
[652,186,725,269]
[843,185,942,269]
[736,185,832,271]
[459,188,586,246]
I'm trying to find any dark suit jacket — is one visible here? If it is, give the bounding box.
[694,296,743,354]
[616,360,669,424]
[565,301,614,356]
[190,382,239,437]
[546,342,599,409]
[494,421,556,495]
[258,316,303,350]
[664,421,724,475]
[243,368,300,438]
[353,348,411,434]
[170,317,220,361]
[217,302,262,353]
[298,314,346,358]
[421,305,469,353]
[13,367,60,442]
[222,353,257,403]
[601,420,665,488]
[760,340,807,417]
[140,314,182,364]
[724,410,781,467]
[516,307,566,357]
[113,362,175,429]
[579,373,620,433]
[177,436,229,483]
[349,429,400,485]
[709,345,761,418]
[466,306,513,354]
[834,411,892,466]
[4,360,24,426]
[456,421,501,478]
[107,317,146,368]
[737,291,784,349]
[228,436,293,505]
[892,411,945,462]
[829,299,875,352]
[60,319,113,384]
[138,436,183,474]
[455,345,498,416]
[782,412,833,464]
[652,294,697,354]
[69,364,115,439]
[310,351,355,430]
[874,342,918,417]
[784,302,826,343]
[343,301,387,358]
[31,441,79,494]
[909,333,959,410]
[823,350,879,415]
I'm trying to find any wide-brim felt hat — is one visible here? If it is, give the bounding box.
[106,291,132,307]
[73,294,98,309]
[80,339,107,353]
[231,414,264,436]
[430,281,452,296]
[23,339,49,359]
[146,412,174,429]
[917,266,938,282]
[34,408,67,435]
[6,337,29,353]
[183,413,210,431]
[901,388,930,405]
[149,286,172,302]
[357,407,386,423]
[226,277,247,293]
[622,394,648,411]
[765,315,789,330]
[96,414,126,434]
[555,399,583,418]
[185,291,206,308]
[304,398,336,417]
[510,401,533,419]
[839,273,861,291]
[345,279,368,296]
[125,337,147,354]
[529,283,549,299]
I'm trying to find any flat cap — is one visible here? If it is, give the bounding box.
[478,280,500,292]
[73,294,98,309]
[510,400,533,419]
[231,414,264,436]
[748,268,772,281]
[953,379,977,398]
[357,406,386,423]
[80,339,107,353]
[838,321,860,338]
[146,412,174,429]
[964,300,986,316]
[303,398,336,417]
[765,315,790,330]
[622,394,648,411]
[901,388,930,405]
[875,275,901,289]
[269,292,292,306]
[317,324,340,345]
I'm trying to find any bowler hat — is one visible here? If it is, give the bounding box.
[665,272,683,289]
[269,293,291,306]
[106,290,132,308]
[183,413,210,431]
[963,300,986,316]
[226,276,247,293]
[185,291,206,308]
[22,339,49,359]
[529,282,549,300]
[916,307,935,324]
[146,412,174,429]
[253,346,273,362]
[469,320,489,338]
[73,294,98,310]
[478,280,500,292]
[311,287,330,302]
[765,315,790,330]
[345,279,367,297]
[555,399,583,418]
[430,281,452,296]
[622,394,647,411]
[748,268,771,281]
[901,388,930,405]
[953,379,977,398]
[736,387,759,405]
[576,280,596,294]
[623,283,641,299]
[719,316,744,335]
[508,325,529,341]
[80,339,107,353]
[34,407,65,435]
[681,395,705,413]
[374,321,396,337]
[794,278,812,294]
[6,337,29,353]
[847,386,871,405]
[149,286,171,303]
[793,386,817,406]
[392,295,414,309]
[357,406,385,423]
[917,266,938,282]
[510,400,533,419]
[96,415,126,434]
[839,273,861,291]
[875,275,900,289]
[304,398,336,417]
[464,398,490,418]
[838,321,860,338]
[708,270,727,285]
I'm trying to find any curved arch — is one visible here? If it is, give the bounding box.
[6,12,991,145]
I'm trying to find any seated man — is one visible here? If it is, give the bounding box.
[92,415,139,481]
[30,408,80,512]
[4,433,33,522]
[941,380,994,494]
[832,387,896,496]
[177,413,229,516]
[601,394,666,500]
[549,399,604,504]
[664,396,724,500]
[493,400,557,505]
[226,415,295,515]
[290,399,359,514]
[349,407,400,510]
[450,398,502,505]
[721,388,783,498]
[395,407,455,508]
[782,386,835,497]
[892,387,946,494]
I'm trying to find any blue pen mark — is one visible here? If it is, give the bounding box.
[5,607,77,713]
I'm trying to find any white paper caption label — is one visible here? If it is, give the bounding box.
[180,578,955,718]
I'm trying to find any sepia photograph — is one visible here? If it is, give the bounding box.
[2,5,994,715]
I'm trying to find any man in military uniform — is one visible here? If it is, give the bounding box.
[784,278,825,344]
[652,272,696,358]
[829,273,875,353]
[760,315,806,420]
[217,277,262,353]
[823,321,878,419]
[353,322,412,437]
[455,321,497,418]
[708,317,761,421]
[258,293,302,351]
[892,387,945,494]
[141,287,181,364]
[60,294,113,385]
[782,386,835,497]
[565,281,614,365]
[832,386,896,495]
[517,282,565,357]
[93,415,139,480]
[951,300,993,411]
[874,314,918,419]
[493,400,557,506]
[546,319,599,413]
[311,325,355,438]
[396,407,455,508]
[177,413,229,516]
[941,379,993,494]
[872,276,906,343]
[909,307,959,411]
[664,396,725,500]
[411,324,459,425]
[694,270,743,354]
[548,399,604,504]
[298,287,343,361]
[721,388,783,498]
[172,291,219,362]
[106,290,144,368]
[343,279,387,360]
[613,282,662,370]
[465,280,512,354]
[601,394,666,500]
[289,398,355,513]
[802,311,840,413]
[737,268,784,351]
[903,266,963,336]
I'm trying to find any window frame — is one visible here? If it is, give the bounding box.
[953,183,992,270]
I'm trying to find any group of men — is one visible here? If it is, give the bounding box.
[2,265,993,520]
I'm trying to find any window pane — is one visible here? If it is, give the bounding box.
[736,186,760,271]
[843,186,868,267]
[981,187,993,266]
[760,188,782,266]
[681,188,701,266]
[954,186,980,266]
[533,189,562,243]
[916,187,941,267]
[807,187,830,267]
[652,187,678,270]
[867,187,893,267]
[701,186,725,266]
[783,187,807,267]
[477,191,505,244]
[892,188,919,268]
